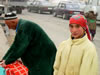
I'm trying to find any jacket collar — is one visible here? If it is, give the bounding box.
[69,34,89,45]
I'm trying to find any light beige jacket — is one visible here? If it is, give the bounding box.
[53,35,98,75]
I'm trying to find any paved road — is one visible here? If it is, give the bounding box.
[0,25,9,60]
[17,9,100,74]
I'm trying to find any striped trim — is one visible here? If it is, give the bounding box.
[4,16,17,20]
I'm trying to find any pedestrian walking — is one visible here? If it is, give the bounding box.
[1,12,57,75]
[85,10,97,41]
[53,14,98,75]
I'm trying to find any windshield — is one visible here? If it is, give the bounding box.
[41,1,52,6]
[66,4,80,9]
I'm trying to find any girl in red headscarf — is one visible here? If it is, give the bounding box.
[53,14,98,75]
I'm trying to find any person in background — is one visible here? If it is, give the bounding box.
[1,12,57,75]
[84,10,97,41]
[53,14,98,75]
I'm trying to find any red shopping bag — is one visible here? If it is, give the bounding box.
[4,60,28,75]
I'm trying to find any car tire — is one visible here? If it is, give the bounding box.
[28,9,31,12]
[38,10,42,14]
[53,12,57,17]
[50,11,53,14]
[62,14,66,19]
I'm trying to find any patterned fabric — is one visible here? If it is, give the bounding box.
[4,60,28,75]
[88,19,96,23]
[90,30,96,34]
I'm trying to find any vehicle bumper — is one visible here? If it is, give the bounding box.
[41,9,53,12]
[96,20,100,25]
[68,12,83,17]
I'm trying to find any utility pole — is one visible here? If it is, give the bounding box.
[1,0,4,4]
[5,0,8,14]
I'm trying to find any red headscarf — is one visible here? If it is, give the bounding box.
[69,14,91,40]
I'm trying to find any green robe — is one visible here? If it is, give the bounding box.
[3,19,57,75]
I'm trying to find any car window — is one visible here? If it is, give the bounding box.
[61,3,66,8]
[0,5,4,13]
[66,4,79,9]
[58,3,62,8]
[41,1,52,6]
[88,0,93,4]
[35,1,40,6]
[33,2,37,5]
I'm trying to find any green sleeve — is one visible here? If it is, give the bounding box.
[3,28,32,64]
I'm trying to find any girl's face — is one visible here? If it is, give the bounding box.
[69,24,85,39]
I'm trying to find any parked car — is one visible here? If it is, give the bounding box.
[53,1,84,19]
[27,0,55,14]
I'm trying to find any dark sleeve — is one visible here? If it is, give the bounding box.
[51,48,57,75]
[3,26,32,64]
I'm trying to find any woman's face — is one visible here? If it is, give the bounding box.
[69,24,85,39]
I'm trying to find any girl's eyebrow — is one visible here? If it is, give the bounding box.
[77,24,80,26]
[69,24,72,27]
[69,24,72,26]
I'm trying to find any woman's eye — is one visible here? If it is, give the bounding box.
[69,25,73,28]
[76,25,80,28]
